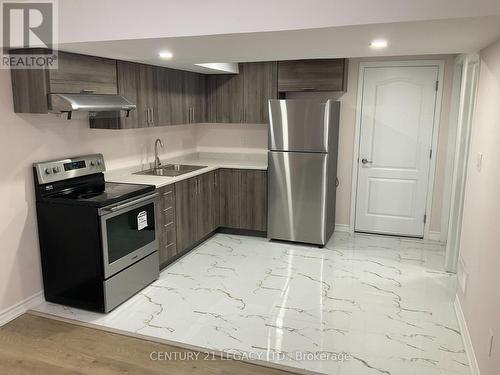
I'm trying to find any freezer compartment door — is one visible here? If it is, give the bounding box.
[268,151,328,245]
[268,99,331,152]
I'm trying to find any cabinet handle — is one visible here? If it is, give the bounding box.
[301,87,315,91]
[213,173,217,186]
[146,108,151,125]
[150,108,155,125]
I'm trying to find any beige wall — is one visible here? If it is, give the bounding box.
[457,38,500,374]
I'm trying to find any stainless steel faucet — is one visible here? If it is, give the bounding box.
[154,138,164,169]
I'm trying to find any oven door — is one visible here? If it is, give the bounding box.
[99,193,159,279]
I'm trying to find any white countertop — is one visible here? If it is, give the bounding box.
[105,152,267,188]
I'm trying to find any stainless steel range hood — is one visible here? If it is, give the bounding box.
[48,93,136,120]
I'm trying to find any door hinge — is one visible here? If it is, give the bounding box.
[429,149,433,159]
[424,214,427,224]
[435,80,439,91]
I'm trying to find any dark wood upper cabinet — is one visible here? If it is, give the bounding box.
[11,50,117,114]
[11,49,346,127]
[242,62,277,124]
[156,68,206,126]
[207,62,277,124]
[136,63,159,127]
[278,59,348,92]
[184,71,207,124]
[112,60,139,129]
[207,70,244,123]
[49,51,118,94]
[156,67,184,125]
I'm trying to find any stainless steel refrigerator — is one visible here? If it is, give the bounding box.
[267,99,340,246]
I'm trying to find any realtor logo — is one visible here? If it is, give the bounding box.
[1,0,58,69]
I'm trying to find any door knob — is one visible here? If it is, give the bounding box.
[361,158,373,165]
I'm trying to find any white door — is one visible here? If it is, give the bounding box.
[355,65,439,237]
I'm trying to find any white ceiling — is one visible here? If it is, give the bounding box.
[59,16,500,73]
[57,0,500,43]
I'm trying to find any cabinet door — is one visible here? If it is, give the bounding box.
[196,171,218,239]
[184,72,207,123]
[212,170,220,228]
[49,51,118,94]
[243,62,277,124]
[175,178,197,253]
[240,170,268,231]
[219,169,242,228]
[137,64,158,127]
[156,67,170,126]
[278,59,347,92]
[157,67,186,125]
[116,60,139,129]
[207,71,244,123]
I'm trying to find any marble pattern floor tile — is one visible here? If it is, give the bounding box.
[33,233,468,375]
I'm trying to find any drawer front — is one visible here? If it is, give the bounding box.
[158,185,177,266]
[162,206,175,225]
[104,251,159,312]
[165,222,177,248]
[161,188,175,210]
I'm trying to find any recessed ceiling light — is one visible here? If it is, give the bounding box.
[370,39,388,49]
[158,51,173,59]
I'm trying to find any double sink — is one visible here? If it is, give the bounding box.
[134,164,207,177]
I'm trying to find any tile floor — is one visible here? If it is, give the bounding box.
[33,232,469,375]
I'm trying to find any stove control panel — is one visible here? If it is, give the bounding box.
[34,154,106,184]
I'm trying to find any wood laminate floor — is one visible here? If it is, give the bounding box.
[0,314,299,375]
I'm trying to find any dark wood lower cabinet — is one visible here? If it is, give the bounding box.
[219,169,241,228]
[196,170,219,239]
[160,169,266,267]
[240,170,267,231]
[174,178,197,254]
[219,169,267,231]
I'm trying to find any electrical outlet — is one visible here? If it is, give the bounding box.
[476,152,483,172]
[488,329,494,357]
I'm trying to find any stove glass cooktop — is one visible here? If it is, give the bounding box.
[48,182,154,207]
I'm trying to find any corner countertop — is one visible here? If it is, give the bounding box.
[105,152,267,188]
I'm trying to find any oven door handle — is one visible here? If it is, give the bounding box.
[104,193,158,213]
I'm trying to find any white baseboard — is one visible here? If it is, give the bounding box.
[0,291,44,327]
[428,231,442,241]
[454,295,480,375]
[335,224,351,233]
